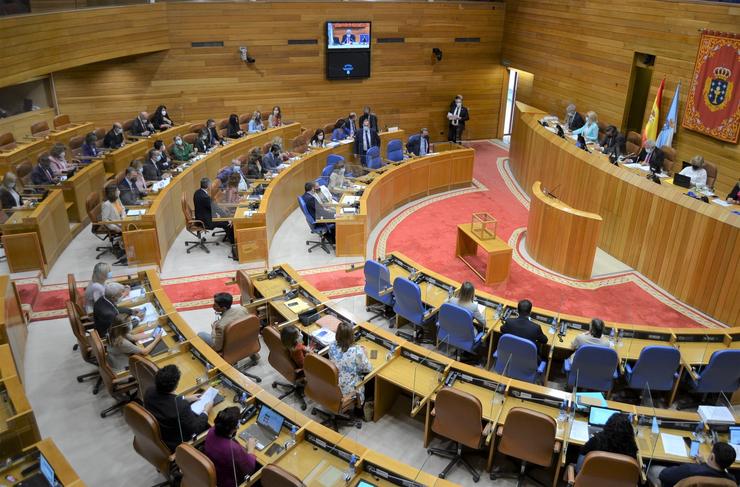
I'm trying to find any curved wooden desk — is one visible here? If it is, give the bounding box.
[510,102,739,325]
[527,180,602,279]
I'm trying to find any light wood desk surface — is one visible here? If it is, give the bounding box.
[0,438,84,486]
[0,343,16,382]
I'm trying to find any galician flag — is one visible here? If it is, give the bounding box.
[642,78,665,145]
[656,82,681,148]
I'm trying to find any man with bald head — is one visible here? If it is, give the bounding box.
[131,111,154,137]
[103,122,125,149]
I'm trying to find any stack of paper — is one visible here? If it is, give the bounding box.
[661,433,688,457]
[127,209,146,217]
[311,328,336,347]
[190,387,219,415]
[712,199,731,207]
[127,288,145,300]
[569,420,589,442]
[698,405,735,425]
[132,302,159,324]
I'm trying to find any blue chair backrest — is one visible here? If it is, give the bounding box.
[494,334,540,383]
[627,346,680,391]
[366,146,383,169]
[437,303,477,353]
[392,277,425,325]
[317,164,334,186]
[331,128,344,141]
[327,154,344,167]
[297,196,317,232]
[567,345,618,392]
[363,260,393,306]
[386,139,403,162]
[694,349,740,394]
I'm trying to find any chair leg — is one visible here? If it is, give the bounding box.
[76,370,98,383]
[185,232,218,254]
[428,442,480,482]
[100,393,134,418]
[272,381,307,410]
[366,303,394,323]
[310,407,361,432]
[306,233,332,254]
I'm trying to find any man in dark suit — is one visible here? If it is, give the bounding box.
[30,155,58,187]
[565,104,585,131]
[92,282,137,336]
[144,365,212,452]
[131,111,154,137]
[194,178,233,243]
[341,29,356,45]
[635,139,665,173]
[500,299,548,355]
[342,113,357,139]
[447,94,470,143]
[118,167,145,206]
[301,181,335,243]
[406,128,431,157]
[142,149,162,182]
[358,106,378,132]
[103,123,125,149]
[206,119,222,147]
[354,118,380,166]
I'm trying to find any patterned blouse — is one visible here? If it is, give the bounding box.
[328,343,372,403]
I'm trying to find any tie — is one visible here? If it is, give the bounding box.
[421,137,426,155]
[364,130,370,151]
[350,123,354,137]
[453,106,461,126]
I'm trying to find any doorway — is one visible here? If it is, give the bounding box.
[502,68,519,142]
[624,52,655,134]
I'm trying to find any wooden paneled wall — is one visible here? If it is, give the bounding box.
[50,2,505,141]
[0,4,170,89]
[503,0,740,196]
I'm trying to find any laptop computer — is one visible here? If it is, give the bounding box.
[587,406,619,437]
[20,453,58,487]
[673,173,692,188]
[730,426,740,445]
[239,405,285,450]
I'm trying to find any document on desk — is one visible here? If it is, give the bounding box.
[311,328,336,347]
[127,209,146,216]
[127,288,145,300]
[622,163,644,170]
[712,198,732,207]
[661,433,688,457]
[570,420,589,442]
[190,387,218,415]
[132,302,159,324]
[341,207,357,214]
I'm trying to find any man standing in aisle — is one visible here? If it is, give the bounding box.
[447,94,469,143]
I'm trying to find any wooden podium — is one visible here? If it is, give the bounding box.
[526,181,602,280]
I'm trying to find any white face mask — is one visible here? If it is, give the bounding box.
[161,110,167,116]
[318,135,323,140]
[456,100,462,106]
[175,138,182,145]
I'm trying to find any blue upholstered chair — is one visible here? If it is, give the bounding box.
[493,334,546,384]
[317,164,334,186]
[331,128,345,141]
[297,196,333,254]
[625,346,680,392]
[392,277,434,344]
[365,146,383,170]
[363,260,394,322]
[436,303,483,360]
[564,345,618,393]
[385,139,404,162]
[327,154,344,167]
[688,349,740,395]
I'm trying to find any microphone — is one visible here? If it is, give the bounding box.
[544,183,562,199]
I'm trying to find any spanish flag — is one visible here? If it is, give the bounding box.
[642,78,665,145]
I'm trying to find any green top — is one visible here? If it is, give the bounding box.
[172,142,194,161]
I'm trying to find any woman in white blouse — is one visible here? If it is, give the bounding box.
[678,155,708,188]
[101,185,126,233]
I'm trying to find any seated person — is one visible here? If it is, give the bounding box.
[101,185,127,234]
[245,151,265,179]
[342,113,357,139]
[142,149,163,182]
[103,123,125,149]
[328,161,350,197]
[281,325,307,369]
[195,128,211,153]
[728,178,740,205]
[151,105,174,131]
[217,159,249,191]
[118,167,146,206]
[599,125,624,156]
[407,128,431,157]
[172,135,194,161]
[130,159,151,194]
[131,112,155,137]
[205,408,257,487]
[81,132,102,158]
[571,111,599,143]
[262,144,283,172]
[93,282,138,336]
[84,262,112,314]
[30,155,59,186]
[678,155,708,187]
[332,119,347,141]
[446,281,485,324]
[106,313,163,372]
[221,173,242,204]
[309,129,327,149]
[302,181,336,243]
[0,172,23,209]
[48,143,72,178]
[206,119,222,147]
[500,299,547,350]
[565,104,585,131]
[197,292,253,356]
[571,318,608,350]
[145,365,212,452]
[247,111,264,134]
[635,139,665,173]
[268,106,282,128]
[226,114,244,139]
[193,178,234,243]
[648,441,737,487]
[575,413,637,473]
[329,322,372,407]
[153,140,172,172]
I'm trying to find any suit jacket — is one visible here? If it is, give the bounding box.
[301,191,317,220]
[193,188,215,229]
[30,164,55,186]
[406,134,430,156]
[354,128,380,155]
[92,296,133,336]
[567,112,585,131]
[358,113,378,132]
[448,103,470,129]
[341,33,356,44]
[131,117,153,136]
[143,388,209,452]
[155,153,171,173]
[151,112,173,130]
[636,147,665,173]
[209,306,250,352]
[208,126,221,146]
[103,129,124,149]
[141,161,161,181]
[195,138,209,154]
[118,178,142,206]
[262,152,280,171]
[342,119,357,138]
[501,315,548,348]
[0,187,22,209]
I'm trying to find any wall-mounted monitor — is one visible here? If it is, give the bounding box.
[327,21,371,49]
[326,21,371,79]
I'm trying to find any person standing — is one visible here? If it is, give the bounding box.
[354,118,380,166]
[447,95,469,143]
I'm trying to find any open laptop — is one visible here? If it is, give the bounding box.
[587,406,619,437]
[239,405,285,450]
[673,173,692,188]
[20,453,58,487]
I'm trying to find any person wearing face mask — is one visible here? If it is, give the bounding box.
[447,95,470,143]
[206,119,222,147]
[195,128,211,153]
[172,135,194,161]
[30,154,59,187]
[727,178,740,205]
[354,118,380,166]
[571,110,599,143]
[564,104,585,131]
[152,140,172,171]
[635,139,665,174]
[0,172,23,209]
[226,114,244,139]
[101,184,127,234]
[131,111,155,137]
[310,128,327,148]
[151,105,174,131]
[247,111,264,134]
[84,262,114,314]
[301,181,336,243]
[81,132,102,159]
[678,155,709,188]
[406,128,431,157]
[358,106,378,132]
[262,144,282,172]
[268,105,282,128]
[104,123,125,149]
[343,112,358,138]
[217,159,249,191]
[118,166,146,206]
[48,143,71,178]
[198,292,254,354]
[142,149,163,182]
[328,161,350,197]
[204,406,257,487]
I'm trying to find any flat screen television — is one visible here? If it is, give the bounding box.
[327,21,371,49]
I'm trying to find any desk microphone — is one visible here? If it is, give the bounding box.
[544,184,561,199]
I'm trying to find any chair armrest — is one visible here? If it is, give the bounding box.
[565,464,575,486]
[422,307,438,322]
[474,331,485,344]
[563,358,572,372]
[624,362,633,375]
[378,286,393,297]
[483,422,494,445]
[495,425,504,437]
[537,360,547,374]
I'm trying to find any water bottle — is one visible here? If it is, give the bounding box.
[386,344,396,361]
[285,425,297,449]
[447,287,454,299]
[549,317,557,335]
[609,328,615,348]
[495,303,502,320]
[344,454,357,481]
[557,400,567,435]
[617,329,624,348]
[694,421,705,443]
